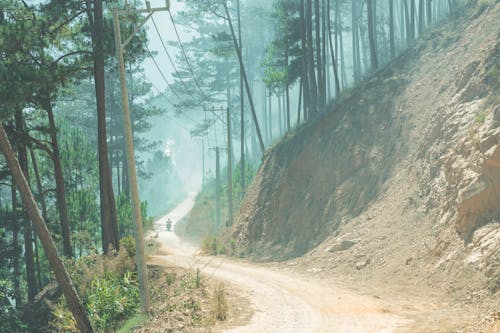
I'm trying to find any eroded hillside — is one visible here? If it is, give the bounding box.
[231,2,500,303]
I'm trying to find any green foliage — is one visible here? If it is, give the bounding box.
[201,236,220,255]
[165,272,177,286]
[232,162,256,201]
[477,0,494,13]
[475,111,487,124]
[0,280,27,333]
[86,271,140,332]
[116,313,148,333]
[120,236,136,258]
[52,271,141,333]
[116,193,153,237]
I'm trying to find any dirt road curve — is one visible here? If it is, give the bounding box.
[150,196,408,333]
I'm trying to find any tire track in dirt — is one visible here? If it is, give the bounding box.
[149,196,408,333]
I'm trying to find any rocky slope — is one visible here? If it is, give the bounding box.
[231,2,500,308]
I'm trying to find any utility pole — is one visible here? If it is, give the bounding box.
[204,106,233,226]
[214,147,221,232]
[112,0,170,313]
[202,138,205,186]
[226,107,233,226]
[237,0,245,196]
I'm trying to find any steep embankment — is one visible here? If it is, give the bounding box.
[232,2,499,302]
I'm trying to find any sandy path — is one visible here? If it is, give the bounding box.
[149,195,408,333]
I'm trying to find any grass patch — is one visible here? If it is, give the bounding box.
[475,111,487,124]
[212,283,228,321]
[116,314,149,333]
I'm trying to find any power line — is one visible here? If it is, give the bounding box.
[150,15,202,105]
[143,73,199,125]
[144,43,188,107]
[168,10,209,101]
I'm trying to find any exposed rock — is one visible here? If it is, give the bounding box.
[22,283,61,332]
[355,257,371,270]
[465,223,500,273]
[326,240,358,253]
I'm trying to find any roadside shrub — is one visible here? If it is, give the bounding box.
[212,283,227,321]
[86,271,140,332]
[0,280,27,332]
[477,0,494,13]
[51,260,140,332]
[202,236,220,255]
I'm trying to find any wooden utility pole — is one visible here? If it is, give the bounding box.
[202,138,205,186]
[226,107,233,226]
[215,147,221,232]
[112,1,171,313]
[236,0,245,195]
[205,106,233,226]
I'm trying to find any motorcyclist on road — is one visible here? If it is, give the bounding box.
[166,218,172,231]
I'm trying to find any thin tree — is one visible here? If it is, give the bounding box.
[327,0,340,97]
[14,111,37,301]
[367,0,379,70]
[389,0,395,58]
[0,124,94,333]
[86,0,120,254]
[224,3,265,155]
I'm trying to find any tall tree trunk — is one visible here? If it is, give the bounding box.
[307,0,319,113]
[403,0,410,42]
[0,124,94,333]
[418,0,424,35]
[322,0,328,103]
[224,3,265,155]
[46,102,73,258]
[30,149,48,223]
[15,111,37,301]
[285,52,291,131]
[327,0,341,97]
[367,0,379,71]
[278,92,283,136]
[389,0,395,58]
[314,0,324,108]
[426,0,432,26]
[410,0,416,40]
[262,84,268,144]
[299,0,310,120]
[29,149,45,287]
[338,4,347,88]
[268,91,273,142]
[90,0,120,253]
[11,181,21,307]
[297,78,303,125]
[352,0,361,83]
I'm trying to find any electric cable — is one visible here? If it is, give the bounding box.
[151,15,203,105]
[168,10,209,100]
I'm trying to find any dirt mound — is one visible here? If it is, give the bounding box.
[231,2,500,302]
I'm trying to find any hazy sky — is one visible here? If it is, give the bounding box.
[142,0,187,95]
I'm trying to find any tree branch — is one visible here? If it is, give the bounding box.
[49,9,87,36]
[14,131,55,161]
[51,50,92,65]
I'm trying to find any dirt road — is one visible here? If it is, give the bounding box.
[150,195,408,333]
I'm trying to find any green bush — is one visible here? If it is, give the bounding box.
[202,236,220,255]
[51,271,140,332]
[0,280,27,332]
[86,271,140,332]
